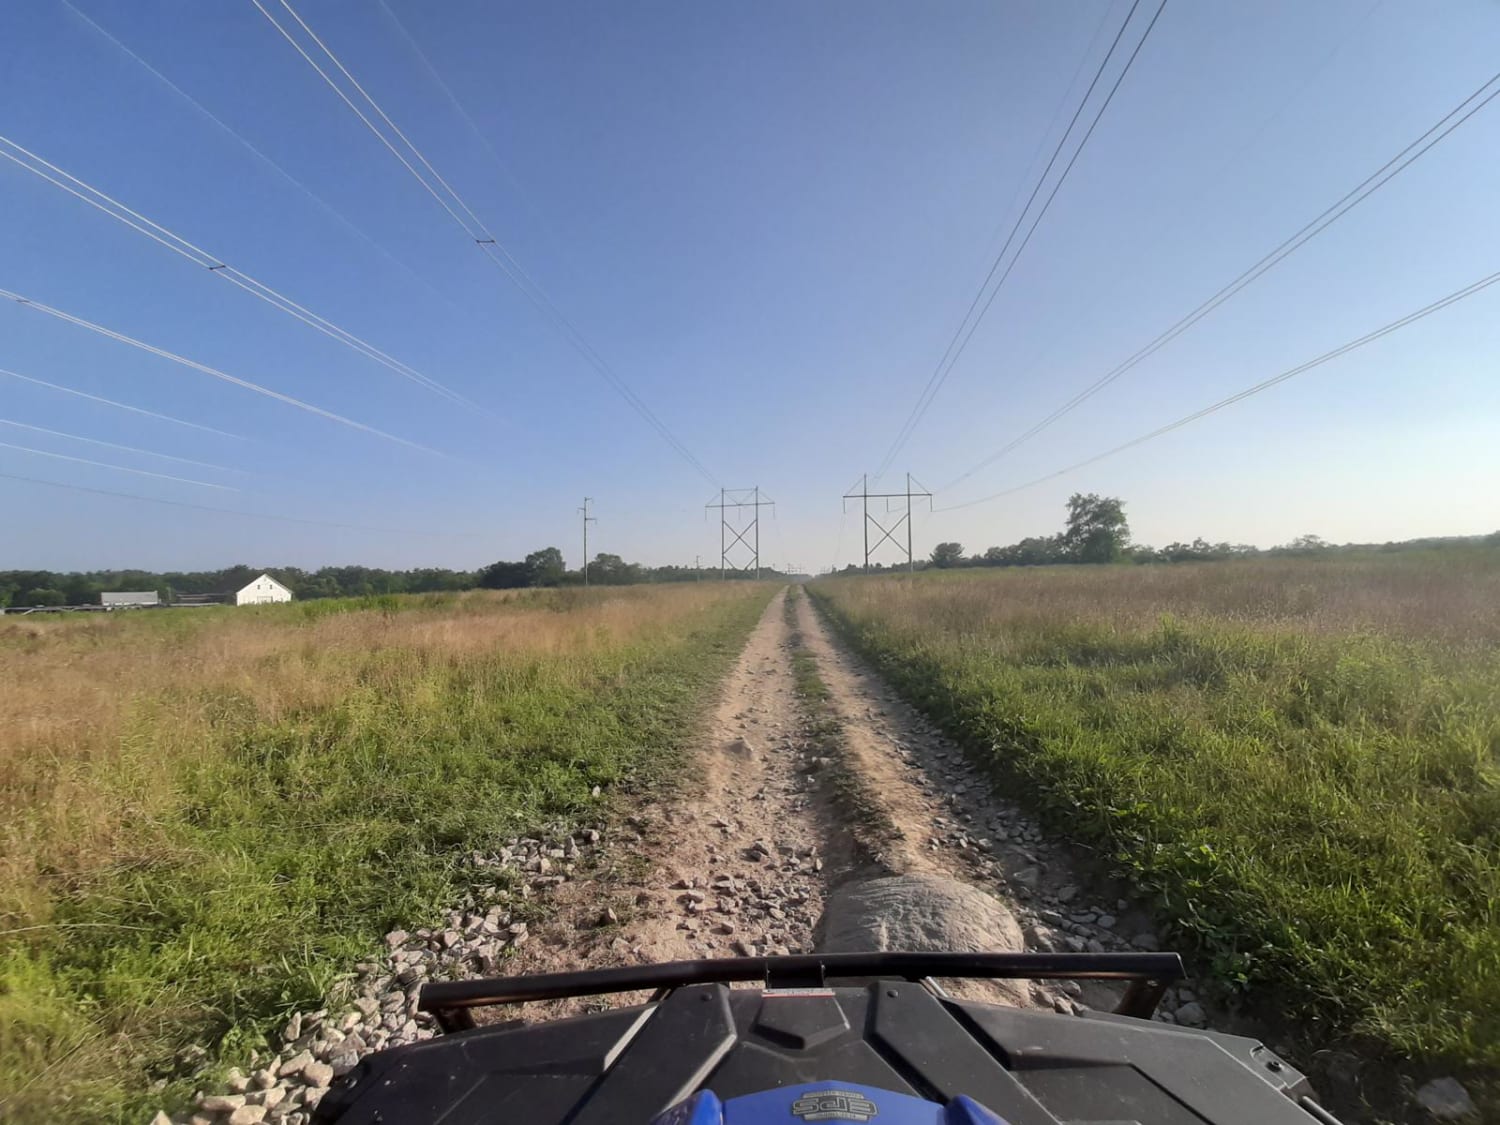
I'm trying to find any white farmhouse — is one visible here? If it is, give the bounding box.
[235,573,293,606]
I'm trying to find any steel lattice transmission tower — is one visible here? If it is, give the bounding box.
[706,488,775,579]
[842,474,933,573]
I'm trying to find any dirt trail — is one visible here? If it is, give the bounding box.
[509,588,838,996]
[512,586,1179,1021]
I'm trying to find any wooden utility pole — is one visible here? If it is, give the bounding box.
[579,497,597,587]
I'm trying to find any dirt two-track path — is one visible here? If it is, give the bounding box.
[512,587,1174,1022]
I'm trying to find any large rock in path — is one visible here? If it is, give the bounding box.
[814,873,1024,955]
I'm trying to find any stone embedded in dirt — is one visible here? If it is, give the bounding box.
[1173,1001,1207,1027]
[725,737,756,759]
[200,1093,246,1112]
[1414,1077,1477,1120]
[814,874,1024,956]
[1012,866,1041,891]
[228,1105,267,1125]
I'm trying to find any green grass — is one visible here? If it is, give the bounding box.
[810,554,1500,1077]
[1,585,771,1122]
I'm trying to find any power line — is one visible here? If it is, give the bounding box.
[874,0,1167,480]
[957,0,1386,428]
[941,64,1500,491]
[0,134,484,413]
[0,288,447,457]
[0,468,477,536]
[0,366,242,439]
[57,0,457,311]
[936,264,1500,512]
[0,438,238,490]
[0,418,246,475]
[253,0,721,487]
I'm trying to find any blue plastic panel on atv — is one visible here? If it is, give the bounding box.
[654,1083,1007,1125]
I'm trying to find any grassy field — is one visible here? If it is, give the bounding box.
[811,551,1500,1076]
[0,584,771,1123]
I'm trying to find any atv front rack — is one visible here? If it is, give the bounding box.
[420,951,1183,1031]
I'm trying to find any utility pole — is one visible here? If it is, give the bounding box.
[842,473,932,573]
[694,554,701,580]
[579,497,597,587]
[705,488,775,579]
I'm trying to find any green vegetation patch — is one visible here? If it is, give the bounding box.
[810,561,1500,1073]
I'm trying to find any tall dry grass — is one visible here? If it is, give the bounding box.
[0,587,739,924]
[0,583,770,1122]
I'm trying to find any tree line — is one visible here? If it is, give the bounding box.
[842,493,1500,574]
[1,552,785,608]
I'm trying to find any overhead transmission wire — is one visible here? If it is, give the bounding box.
[252,0,722,488]
[0,135,483,412]
[0,418,246,475]
[936,263,1500,512]
[960,0,1386,424]
[0,366,242,439]
[0,439,237,491]
[0,469,476,536]
[873,0,1167,481]
[0,288,447,458]
[57,0,457,311]
[940,65,1500,492]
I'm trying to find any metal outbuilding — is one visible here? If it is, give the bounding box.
[101,591,159,608]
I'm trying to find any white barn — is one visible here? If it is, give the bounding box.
[235,573,293,606]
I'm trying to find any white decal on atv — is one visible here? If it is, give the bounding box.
[790,1088,879,1122]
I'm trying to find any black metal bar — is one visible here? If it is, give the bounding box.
[1116,975,1171,1019]
[418,951,1183,1015]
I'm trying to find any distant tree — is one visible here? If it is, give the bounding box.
[1063,493,1130,564]
[930,542,965,568]
[589,553,643,585]
[1281,534,1330,555]
[525,547,566,587]
[476,559,531,589]
[20,587,66,606]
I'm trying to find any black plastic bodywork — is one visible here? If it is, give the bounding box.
[313,954,1340,1124]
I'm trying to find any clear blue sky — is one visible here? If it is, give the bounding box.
[2,0,1497,574]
